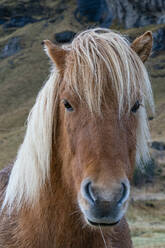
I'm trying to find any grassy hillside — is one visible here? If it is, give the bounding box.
[0,21,164,168]
[0,0,165,247]
[0,0,164,167]
[0,0,80,166]
[128,198,165,248]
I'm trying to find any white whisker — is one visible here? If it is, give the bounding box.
[70,210,80,216]
[99,225,108,248]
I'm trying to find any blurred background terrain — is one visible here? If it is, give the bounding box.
[0,0,165,247]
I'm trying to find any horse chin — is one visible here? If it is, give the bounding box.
[80,203,127,229]
[86,218,120,227]
[81,208,124,228]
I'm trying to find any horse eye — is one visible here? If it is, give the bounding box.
[131,100,140,113]
[63,99,74,112]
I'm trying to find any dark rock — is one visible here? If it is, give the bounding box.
[151,73,165,78]
[152,27,165,52]
[76,0,106,22]
[134,15,157,28]
[55,31,76,43]
[49,18,58,23]
[153,64,164,70]
[0,1,49,26]
[145,202,155,208]
[49,15,64,25]
[1,1,45,18]
[4,16,37,28]
[107,0,165,28]
[133,159,155,187]
[55,7,66,15]
[0,18,7,25]
[75,0,113,28]
[0,37,21,59]
[0,6,11,18]
[158,15,165,24]
[151,141,165,151]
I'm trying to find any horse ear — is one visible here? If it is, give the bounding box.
[43,40,68,71]
[131,31,152,62]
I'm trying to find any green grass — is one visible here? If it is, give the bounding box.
[133,234,165,248]
[127,199,165,248]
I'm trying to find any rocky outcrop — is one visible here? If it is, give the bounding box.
[151,141,165,151]
[108,0,165,28]
[75,0,113,27]
[1,0,165,30]
[0,37,21,58]
[152,27,165,52]
[54,31,76,43]
[133,159,155,187]
[0,0,49,29]
[4,16,37,28]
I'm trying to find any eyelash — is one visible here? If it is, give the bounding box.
[131,100,141,113]
[63,99,74,112]
[62,99,141,113]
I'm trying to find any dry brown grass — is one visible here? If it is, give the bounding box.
[127,198,165,248]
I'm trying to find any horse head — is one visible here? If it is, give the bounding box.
[43,29,153,227]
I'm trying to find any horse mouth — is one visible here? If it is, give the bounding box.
[87,219,120,227]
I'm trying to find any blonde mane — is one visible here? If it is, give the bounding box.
[2,28,154,212]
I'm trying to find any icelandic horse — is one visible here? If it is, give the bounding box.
[0,28,154,248]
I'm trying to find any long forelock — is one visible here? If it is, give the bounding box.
[66,29,154,116]
[65,28,154,165]
[2,28,154,212]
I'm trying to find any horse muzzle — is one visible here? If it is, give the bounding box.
[78,178,130,227]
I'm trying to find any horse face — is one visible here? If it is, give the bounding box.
[44,30,152,228]
[58,85,137,227]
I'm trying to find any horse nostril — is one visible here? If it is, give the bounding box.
[118,181,130,205]
[82,180,96,205]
